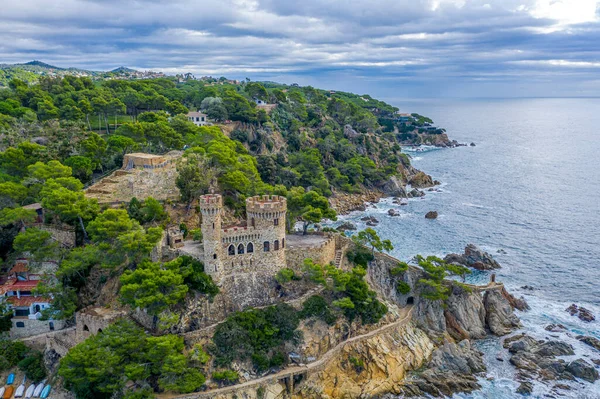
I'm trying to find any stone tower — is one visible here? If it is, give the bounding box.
[200,194,223,280]
[246,195,287,266]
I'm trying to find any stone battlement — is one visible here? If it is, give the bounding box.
[246,195,287,213]
[199,195,223,215]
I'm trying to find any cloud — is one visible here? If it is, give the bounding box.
[1,0,599,97]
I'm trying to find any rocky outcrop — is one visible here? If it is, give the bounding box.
[408,171,435,188]
[398,340,486,397]
[329,190,383,214]
[566,304,595,322]
[483,289,522,336]
[388,209,400,217]
[425,211,438,219]
[379,175,407,197]
[294,322,435,399]
[414,298,447,339]
[407,188,424,198]
[336,221,357,232]
[577,335,600,352]
[504,333,599,385]
[444,244,501,270]
[445,286,486,340]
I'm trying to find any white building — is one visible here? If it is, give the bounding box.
[187,111,209,126]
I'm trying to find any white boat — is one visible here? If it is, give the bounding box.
[15,378,26,398]
[25,384,35,399]
[33,381,46,398]
[0,387,5,397]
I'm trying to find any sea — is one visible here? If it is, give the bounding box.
[330,98,600,398]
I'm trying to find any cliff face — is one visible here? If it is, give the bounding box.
[294,322,435,399]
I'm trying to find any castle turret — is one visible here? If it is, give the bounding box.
[246,195,287,265]
[200,194,223,280]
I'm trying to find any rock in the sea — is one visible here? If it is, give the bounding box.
[409,171,435,188]
[566,304,595,322]
[408,188,425,198]
[577,335,600,352]
[545,324,567,333]
[484,289,521,336]
[425,211,438,219]
[388,209,401,217]
[566,359,599,382]
[336,221,357,232]
[470,142,476,147]
[516,381,533,395]
[445,244,502,270]
[533,341,575,357]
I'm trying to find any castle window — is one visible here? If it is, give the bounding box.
[16,322,25,328]
[213,253,217,259]
[238,244,245,254]
[274,218,279,226]
[274,240,279,250]
[251,218,255,228]
[282,238,285,248]
[228,245,235,256]
[264,241,270,252]
[247,243,254,253]
[213,222,215,229]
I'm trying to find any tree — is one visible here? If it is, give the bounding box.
[13,228,60,262]
[352,228,394,254]
[0,182,29,208]
[176,153,216,207]
[287,188,337,234]
[64,156,93,182]
[244,82,268,101]
[119,260,189,327]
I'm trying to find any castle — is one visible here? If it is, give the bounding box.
[199,194,288,282]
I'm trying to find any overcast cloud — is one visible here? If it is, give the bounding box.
[1,0,599,98]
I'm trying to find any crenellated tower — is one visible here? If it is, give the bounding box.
[200,194,223,280]
[246,195,287,265]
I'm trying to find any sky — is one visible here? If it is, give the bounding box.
[1,0,600,98]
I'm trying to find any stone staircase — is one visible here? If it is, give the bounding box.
[334,250,344,268]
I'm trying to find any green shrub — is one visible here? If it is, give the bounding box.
[396,281,411,295]
[212,370,239,385]
[390,262,409,275]
[349,356,364,373]
[211,303,299,371]
[0,340,28,371]
[275,268,296,284]
[300,295,337,325]
[18,352,46,382]
[346,248,374,267]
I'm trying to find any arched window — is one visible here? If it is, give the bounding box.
[213,253,217,259]
[228,245,235,255]
[274,240,279,250]
[83,325,90,332]
[264,241,270,252]
[251,218,255,228]
[247,242,254,253]
[97,328,103,334]
[282,238,285,248]
[238,244,245,254]
[274,218,279,226]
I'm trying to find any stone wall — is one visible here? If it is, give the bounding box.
[75,307,127,342]
[9,318,66,339]
[44,328,77,357]
[33,224,76,248]
[286,234,337,270]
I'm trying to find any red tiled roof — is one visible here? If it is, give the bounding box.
[7,296,48,307]
[9,262,29,274]
[11,280,40,289]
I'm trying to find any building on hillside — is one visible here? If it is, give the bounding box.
[254,98,267,106]
[21,204,76,248]
[199,194,288,282]
[122,153,168,170]
[395,112,413,123]
[186,111,209,126]
[0,260,65,338]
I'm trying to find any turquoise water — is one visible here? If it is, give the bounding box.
[334,98,600,398]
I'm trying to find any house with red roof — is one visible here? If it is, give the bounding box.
[0,259,65,338]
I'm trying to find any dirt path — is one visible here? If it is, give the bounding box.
[165,305,414,399]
